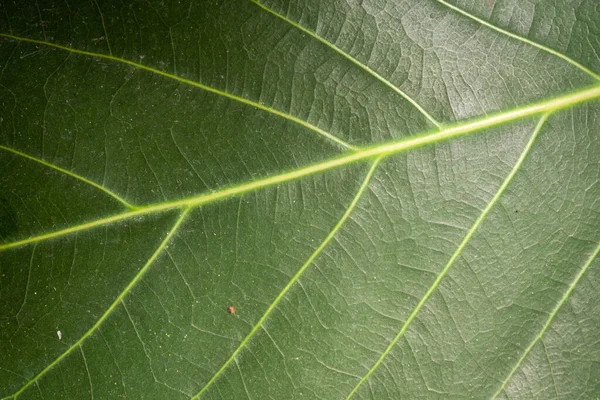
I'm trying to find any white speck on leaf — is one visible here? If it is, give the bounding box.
[57,331,62,340]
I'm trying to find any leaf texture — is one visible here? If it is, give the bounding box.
[0,0,599,399]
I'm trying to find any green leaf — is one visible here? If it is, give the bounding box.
[1,0,599,398]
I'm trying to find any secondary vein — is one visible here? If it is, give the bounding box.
[251,0,442,128]
[345,113,551,398]
[436,0,600,81]
[0,33,355,151]
[191,158,382,399]
[0,145,134,209]
[6,208,190,399]
[491,239,600,398]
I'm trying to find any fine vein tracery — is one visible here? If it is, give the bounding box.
[4,208,190,400]
[491,239,600,398]
[346,113,551,398]
[3,95,599,398]
[0,145,133,209]
[1,2,600,396]
[251,0,442,128]
[193,158,381,398]
[436,0,600,82]
[0,33,355,152]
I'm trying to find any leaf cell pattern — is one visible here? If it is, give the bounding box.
[1,0,599,399]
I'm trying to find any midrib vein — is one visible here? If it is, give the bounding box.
[0,33,355,151]
[436,0,600,82]
[5,208,190,400]
[192,158,381,399]
[251,0,442,128]
[345,113,551,398]
[491,239,600,399]
[2,84,600,251]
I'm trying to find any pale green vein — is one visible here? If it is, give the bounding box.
[0,145,134,209]
[491,239,600,399]
[1,85,599,252]
[346,113,551,399]
[192,158,381,399]
[15,244,36,320]
[79,346,94,399]
[0,33,355,151]
[540,339,559,399]
[92,0,112,55]
[6,208,190,400]
[436,0,600,81]
[251,0,442,128]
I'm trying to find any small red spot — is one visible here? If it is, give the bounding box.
[227,306,235,315]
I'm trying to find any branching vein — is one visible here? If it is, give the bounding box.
[346,113,551,398]
[1,85,599,251]
[1,4,599,398]
[0,145,134,209]
[251,0,442,128]
[436,0,600,81]
[0,33,355,151]
[192,158,382,398]
[5,208,190,399]
[491,239,600,398]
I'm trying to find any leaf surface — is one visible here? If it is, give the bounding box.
[1,0,599,399]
